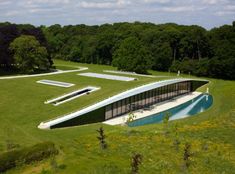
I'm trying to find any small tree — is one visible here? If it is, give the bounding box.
[172,124,180,151]
[50,157,58,172]
[183,142,192,169]
[131,153,143,174]
[97,127,107,149]
[163,112,171,134]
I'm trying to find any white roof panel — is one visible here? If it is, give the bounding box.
[37,80,75,87]
[78,72,136,81]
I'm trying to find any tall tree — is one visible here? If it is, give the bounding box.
[10,35,50,73]
[112,37,152,74]
[166,28,181,62]
[152,42,172,71]
[0,24,19,68]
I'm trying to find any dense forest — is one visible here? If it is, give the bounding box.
[1,21,235,79]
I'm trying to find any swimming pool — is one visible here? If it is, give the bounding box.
[128,94,213,127]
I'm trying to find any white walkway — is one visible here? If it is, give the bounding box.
[0,67,88,80]
[103,92,202,125]
[103,70,169,78]
[78,72,137,81]
[37,79,75,88]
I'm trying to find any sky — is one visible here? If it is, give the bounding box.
[0,0,234,29]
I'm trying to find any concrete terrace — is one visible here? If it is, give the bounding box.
[103,91,202,125]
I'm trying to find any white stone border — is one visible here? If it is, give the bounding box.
[45,86,100,106]
[37,80,75,88]
[103,70,169,78]
[78,72,137,81]
[0,67,88,80]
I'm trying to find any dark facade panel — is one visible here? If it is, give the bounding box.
[51,107,105,129]
[191,80,208,91]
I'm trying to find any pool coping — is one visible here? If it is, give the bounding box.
[103,91,203,126]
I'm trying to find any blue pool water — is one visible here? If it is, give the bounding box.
[128,94,213,127]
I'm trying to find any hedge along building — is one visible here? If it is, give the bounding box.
[38,78,208,129]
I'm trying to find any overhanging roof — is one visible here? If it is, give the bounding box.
[38,78,208,129]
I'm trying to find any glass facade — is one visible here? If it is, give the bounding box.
[105,81,192,120]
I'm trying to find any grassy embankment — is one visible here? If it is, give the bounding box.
[0,59,234,174]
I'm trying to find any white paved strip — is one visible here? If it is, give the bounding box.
[0,67,88,80]
[45,86,100,106]
[104,70,169,78]
[103,92,202,125]
[78,72,137,81]
[37,80,75,88]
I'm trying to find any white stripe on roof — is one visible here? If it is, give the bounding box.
[38,78,208,129]
[37,80,75,88]
[78,72,137,81]
[103,70,157,78]
[0,67,88,80]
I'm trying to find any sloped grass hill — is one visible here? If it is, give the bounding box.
[0,59,234,174]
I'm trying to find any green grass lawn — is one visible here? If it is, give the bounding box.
[0,59,234,174]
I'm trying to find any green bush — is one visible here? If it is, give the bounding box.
[170,58,198,74]
[0,142,58,173]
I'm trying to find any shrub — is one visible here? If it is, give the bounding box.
[5,139,20,151]
[0,142,58,173]
[126,112,136,123]
[170,58,197,74]
[183,142,192,169]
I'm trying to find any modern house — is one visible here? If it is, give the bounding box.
[38,78,208,129]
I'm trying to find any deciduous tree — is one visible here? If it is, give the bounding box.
[112,37,152,74]
[10,35,50,73]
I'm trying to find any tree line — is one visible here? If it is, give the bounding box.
[43,21,235,79]
[1,21,235,79]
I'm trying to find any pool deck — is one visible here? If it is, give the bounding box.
[103,91,202,125]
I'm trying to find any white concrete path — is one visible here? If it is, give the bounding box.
[103,70,170,78]
[103,92,202,125]
[0,67,88,80]
[37,79,75,88]
[79,72,136,81]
